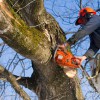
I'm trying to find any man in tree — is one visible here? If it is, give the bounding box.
[59,7,100,77]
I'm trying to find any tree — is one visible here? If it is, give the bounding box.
[0,0,95,100]
[0,0,82,100]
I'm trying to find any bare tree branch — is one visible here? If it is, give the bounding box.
[80,0,82,9]
[0,63,39,93]
[0,65,31,100]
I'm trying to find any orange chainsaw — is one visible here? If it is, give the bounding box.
[53,46,99,92]
[54,46,96,78]
[54,46,81,68]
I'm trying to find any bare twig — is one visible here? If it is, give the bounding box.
[30,19,55,28]
[16,0,36,13]
[0,42,5,46]
[80,0,82,9]
[12,0,20,7]
[65,31,76,35]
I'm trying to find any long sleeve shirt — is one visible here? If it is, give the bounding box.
[67,15,100,58]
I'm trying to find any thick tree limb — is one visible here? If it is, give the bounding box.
[0,63,40,93]
[0,65,31,100]
[0,73,39,92]
[29,0,66,48]
[10,0,66,49]
[0,1,51,64]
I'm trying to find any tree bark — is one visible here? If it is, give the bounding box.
[0,0,84,100]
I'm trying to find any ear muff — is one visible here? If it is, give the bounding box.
[83,9,93,19]
[75,17,85,25]
[76,7,96,25]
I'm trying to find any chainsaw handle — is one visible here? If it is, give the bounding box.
[71,57,82,66]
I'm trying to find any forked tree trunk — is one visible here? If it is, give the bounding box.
[0,0,84,100]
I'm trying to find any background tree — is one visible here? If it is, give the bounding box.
[0,0,100,100]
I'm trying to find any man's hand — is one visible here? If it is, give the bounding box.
[58,42,69,49]
[75,56,87,65]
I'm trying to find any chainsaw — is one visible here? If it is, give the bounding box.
[53,46,99,92]
[54,46,81,68]
[53,46,98,79]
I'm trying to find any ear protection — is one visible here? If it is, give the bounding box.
[83,9,93,19]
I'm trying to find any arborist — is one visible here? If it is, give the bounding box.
[58,7,100,77]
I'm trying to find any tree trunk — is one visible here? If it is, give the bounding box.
[32,63,82,100]
[0,0,84,100]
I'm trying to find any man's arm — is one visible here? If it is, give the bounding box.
[75,34,99,65]
[76,45,99,65]
[67,15,100,45]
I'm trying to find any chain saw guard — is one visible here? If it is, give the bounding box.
[54,47,81,68]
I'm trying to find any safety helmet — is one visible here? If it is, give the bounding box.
[75,7,96,25]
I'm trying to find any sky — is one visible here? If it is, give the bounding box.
[0,0,100,100]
